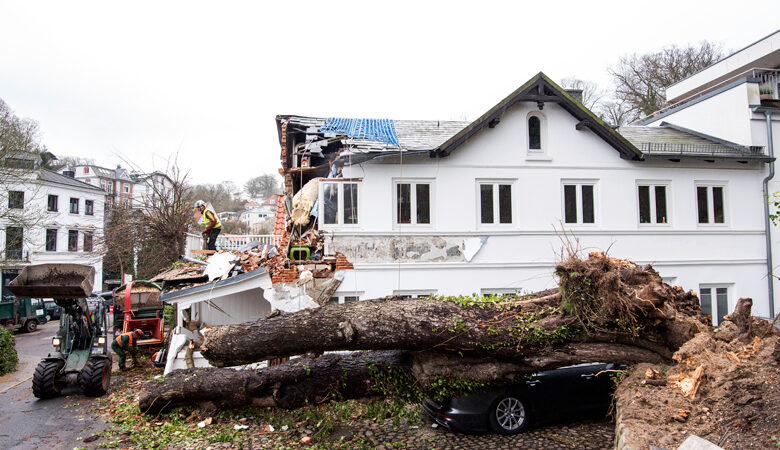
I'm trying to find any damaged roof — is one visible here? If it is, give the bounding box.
[619,122,772,161]
[278,115,469,155]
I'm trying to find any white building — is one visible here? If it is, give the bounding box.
[1,167,105,295]
[640,29,780,323]
[63,164,172,212]
[276,59,778,324]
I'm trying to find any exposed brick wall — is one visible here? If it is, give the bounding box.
[334,252,354,270]
[280,120,288,170]
[271,267,298,284]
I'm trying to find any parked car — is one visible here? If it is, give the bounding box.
[44,299,62,320]
[422,362,626,434]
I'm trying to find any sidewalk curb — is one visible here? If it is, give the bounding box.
[0,354,39,395]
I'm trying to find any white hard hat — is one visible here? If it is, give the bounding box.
[194,200,206,208]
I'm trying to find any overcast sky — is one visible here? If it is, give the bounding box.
[1,1,777,188]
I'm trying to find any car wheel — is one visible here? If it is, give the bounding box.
[489,395,530,434]
[46,314,51,321]
[25,320,38,333]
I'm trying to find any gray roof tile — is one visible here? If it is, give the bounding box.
[39,169,106,192]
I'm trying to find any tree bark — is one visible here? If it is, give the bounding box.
[139,350,409,414]
[143,253,711,413]
[201,253,707,367]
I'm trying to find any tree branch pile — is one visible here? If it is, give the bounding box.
[140,252,710,413]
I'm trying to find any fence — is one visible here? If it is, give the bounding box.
[184,233,282,256]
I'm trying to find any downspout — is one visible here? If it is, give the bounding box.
[761,110,775,317]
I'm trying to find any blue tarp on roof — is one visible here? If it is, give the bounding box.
[320,118,400,146]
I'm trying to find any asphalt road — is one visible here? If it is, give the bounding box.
[0,321,110,450]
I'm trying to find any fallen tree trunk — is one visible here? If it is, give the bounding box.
[140,343,668,414]
[141,253,710,413]
[202,253,706,367]
[139,351,408,414]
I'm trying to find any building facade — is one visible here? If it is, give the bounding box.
[275,64,778,323]
[640,29,780,322]
[1,168,105,296]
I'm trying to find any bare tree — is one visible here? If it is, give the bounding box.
[609,41,723,120]
[598,98,636,127]
[101,158,192,281]
[0,98,47,263]
[245,174,282,200]
[560,77,607,112]
[191,182,245,213]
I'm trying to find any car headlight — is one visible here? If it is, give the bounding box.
[52,337,61,349]
[97,336,106,347]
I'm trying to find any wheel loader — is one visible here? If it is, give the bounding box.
[7,264,112,399]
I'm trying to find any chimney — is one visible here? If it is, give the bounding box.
[566,89,583,103]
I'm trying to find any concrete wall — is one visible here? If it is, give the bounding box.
[646,82,756,146]
[325,100,773,319]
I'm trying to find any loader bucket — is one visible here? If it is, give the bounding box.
[6,264,95,298]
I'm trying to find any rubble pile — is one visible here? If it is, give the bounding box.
[614,298,780,449]
[152,227,341,291]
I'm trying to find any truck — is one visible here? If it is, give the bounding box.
[0,297,47,332]
[7,264,112,398]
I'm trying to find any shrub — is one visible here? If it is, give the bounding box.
[0,328,18,376]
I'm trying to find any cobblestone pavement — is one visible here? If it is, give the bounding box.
[334,417,615,449]
[191,417,615,449]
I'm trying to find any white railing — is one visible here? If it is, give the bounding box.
[184,233,282,256]
[758,70,780,100]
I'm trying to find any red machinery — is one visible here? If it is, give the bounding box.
[113,280,164,346]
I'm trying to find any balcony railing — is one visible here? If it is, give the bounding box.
[184,233,282,257]
[758,70,779,100]
[639,142,765,156]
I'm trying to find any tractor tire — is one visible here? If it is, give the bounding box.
[79,357,112,397]
[25,320,38,333]
[32,360,62,399]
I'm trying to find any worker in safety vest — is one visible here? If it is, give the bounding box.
[195,200,222,251]
[112,329,143,370]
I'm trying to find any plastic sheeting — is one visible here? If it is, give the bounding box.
[320,118,400,146]
[291,178,319,226]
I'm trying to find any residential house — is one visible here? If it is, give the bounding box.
[1,163,105,295]
[275,66,776,323]
[64,164,172,212]
[239,195,279,233]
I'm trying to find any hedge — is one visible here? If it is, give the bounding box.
[0,328,18,376]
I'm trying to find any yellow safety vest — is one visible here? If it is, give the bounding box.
[203,209,222,229]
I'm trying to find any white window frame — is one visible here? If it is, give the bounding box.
[561,180,598,226]
[69,197,79,214]
[476,179,516,227]
[393,290,437,299]
[480,288,520,296]
[328,292,364,305]
[636,180,671,226]
[695,182,728,226]
[698,284,732,326]
[123,183,130,194]
[318,180,361,228]
[393,179,434,228]
[525,111,548,157]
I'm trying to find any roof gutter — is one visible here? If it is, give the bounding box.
[755,106,777,317]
